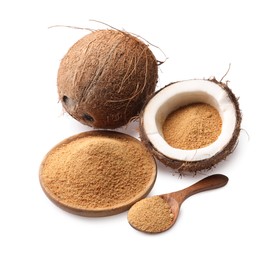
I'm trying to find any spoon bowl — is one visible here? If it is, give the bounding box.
[128,174,229,233]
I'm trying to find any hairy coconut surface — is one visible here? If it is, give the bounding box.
[139,78,242,173]
[57,29,158,129]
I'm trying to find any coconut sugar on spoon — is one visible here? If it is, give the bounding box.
[128,196,174,233]
[128,174,229,233]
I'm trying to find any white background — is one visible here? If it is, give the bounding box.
[1,1,277,259]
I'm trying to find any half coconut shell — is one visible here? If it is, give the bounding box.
[139,78,241,173]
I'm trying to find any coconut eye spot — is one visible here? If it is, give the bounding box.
[62,95,69,104]
[82,113,94,122]
[61,95,77,112]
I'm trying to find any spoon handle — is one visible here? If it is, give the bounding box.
[169,174,229,205]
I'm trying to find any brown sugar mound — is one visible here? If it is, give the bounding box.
[39,131,157,216]
[162,103,222,150]
[128,196,174,233]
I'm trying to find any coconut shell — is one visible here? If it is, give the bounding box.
[57,29,158,129]
[139,78,242,173]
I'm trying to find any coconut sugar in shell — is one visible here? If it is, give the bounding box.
[57,29,158,129]
[139,78,242,173]
[162,102,222,150]
[39,131,157,217]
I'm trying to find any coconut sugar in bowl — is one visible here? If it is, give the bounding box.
[139,78,242,173]
[39,131,157,217]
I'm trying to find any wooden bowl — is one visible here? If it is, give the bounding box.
[39,130,157,217]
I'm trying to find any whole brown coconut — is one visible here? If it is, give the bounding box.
[57,29,158,128]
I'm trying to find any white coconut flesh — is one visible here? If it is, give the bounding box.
[142,79,237,162]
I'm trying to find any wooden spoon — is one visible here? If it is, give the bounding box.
[128,174,229,233]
